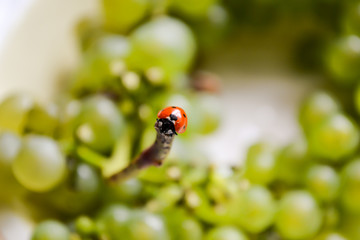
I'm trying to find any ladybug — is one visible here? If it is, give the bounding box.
[157,106,188,134]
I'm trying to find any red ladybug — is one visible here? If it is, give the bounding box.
[157,106,188,134]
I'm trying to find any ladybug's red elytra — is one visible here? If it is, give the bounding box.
[157,106,188,134]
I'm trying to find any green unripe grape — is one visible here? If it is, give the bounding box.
[0,131,21,168]
[75,95,124,153]
[299,91,340,133]
[178,218,202,240]
[205,226,249,240]
[0,132,23,197]
[206,181,229,203]
[93,34,131,60]
[72,35,130,94]
[128,16,196,81]
[305,164,340,202]
[0,93,34,134]
[340,159,360,213]
[96,204,131,238]
[57,99,82,139]
[275,140,310,186]
[164,209,203,240]
[233,185,276,233]
[148,184,183,211]
[244,142,276,185]
[275,191,323,240]
[125,210,170,240]
[180,166,207,187]
[159,183,183,201]
[325,35,360,85]
[308,113,359,161]
[102,0,150,33]
[25,103,59,136]
[185,187,231,225]
[75,216,96,235]
[171,0,217,19]
[107,178,142,202]
[32,220,70,240]
[178,218,203,240]
[206,166,238,203]
[12,135,66,192]
[314,232,348,240]
[47,163,101,216]
[72,56,111,94]
[208,165,233,185]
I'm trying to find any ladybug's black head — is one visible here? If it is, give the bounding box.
[156,118,177,136]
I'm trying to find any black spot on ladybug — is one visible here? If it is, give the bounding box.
[172,106,176,108]
[183,126,186,130]
[183,114,186,118]
[170,114,178,121]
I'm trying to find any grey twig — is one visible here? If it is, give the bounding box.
[109,118,176,182]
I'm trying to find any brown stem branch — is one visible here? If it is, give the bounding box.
[108,119,175,182]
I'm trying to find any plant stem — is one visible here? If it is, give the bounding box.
[109,119,175,182]
[77,145,107,168]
